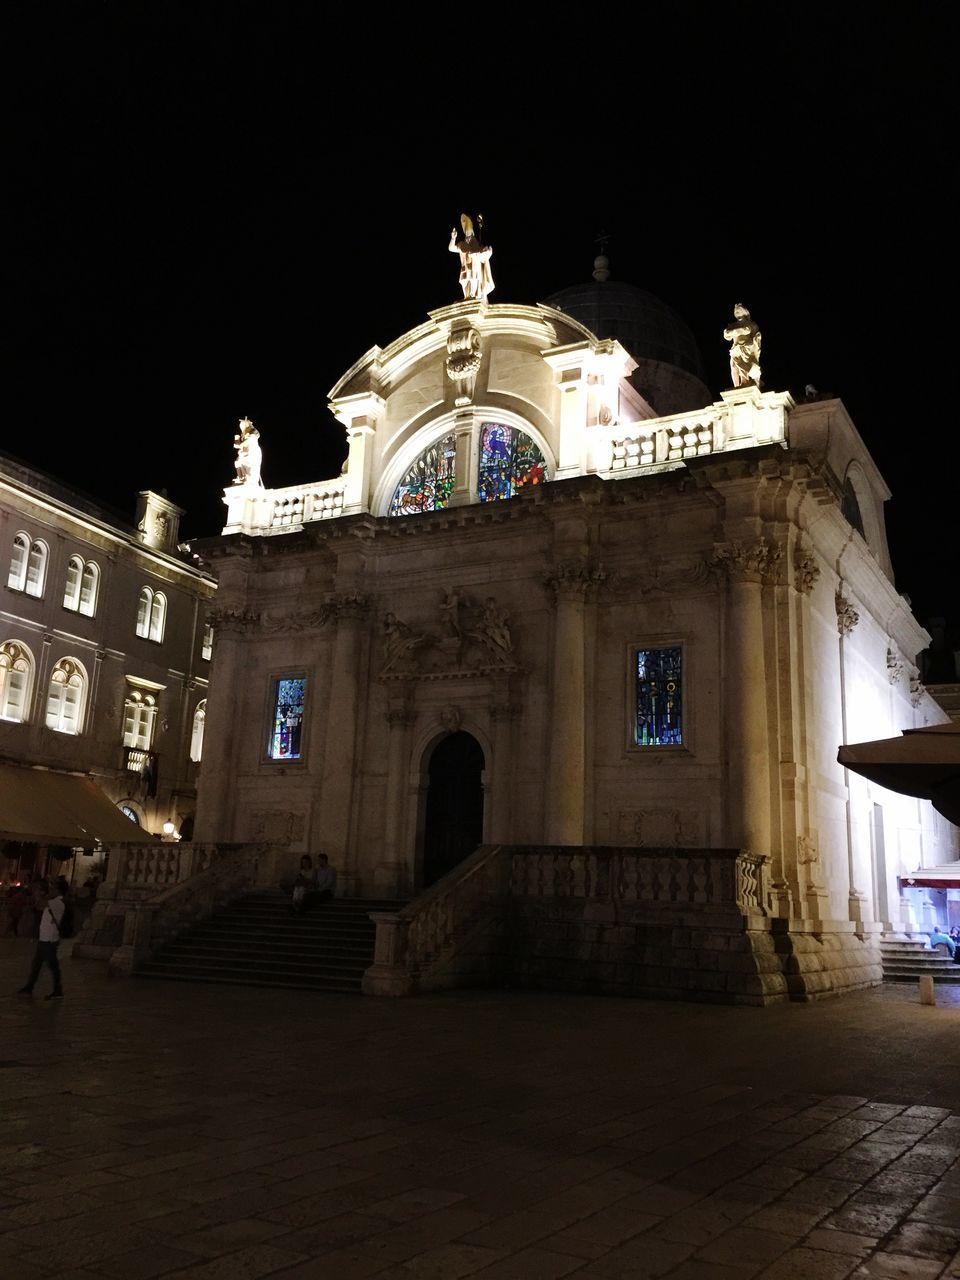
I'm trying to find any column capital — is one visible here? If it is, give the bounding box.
[544,562,606,602]
[711,539,782,585]
[835,587,860,637]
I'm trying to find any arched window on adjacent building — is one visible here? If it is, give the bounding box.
[25,540,48,597]
[190,699,206,762]
[45,657,87,735]
[64,557,100,616]
[7,533,30,591]
[136,586,166,641]
[0,640,34,723]
[123,688,157,751]
[7,534,48,596]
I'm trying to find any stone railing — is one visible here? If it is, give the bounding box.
[106,843,276,975]
[363,845,771,997]
[73,841,294,967]
[222,477,346,536]
[508,847,769,914]
[602,387,791,477]
[362,844,508,995]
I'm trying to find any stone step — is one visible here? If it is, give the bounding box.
[138,892,404,993]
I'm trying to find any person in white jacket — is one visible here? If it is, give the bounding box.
[17,879,65,999]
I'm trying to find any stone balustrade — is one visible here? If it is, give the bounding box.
[222,477,346,536]
[363,845,776,1001]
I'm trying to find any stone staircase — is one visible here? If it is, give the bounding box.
[136,891,403,993]
[880,937,960,985]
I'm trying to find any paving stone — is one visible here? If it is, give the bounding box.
[885,1220,960,1259]
[758,1246,859,1278]
[96,1242,206,1279]
[804,1229,875,1256]
[469,1246,582,1278]
[849,1254,943,1277]
[138,1243,310,1280]
[695,1225,795,1267]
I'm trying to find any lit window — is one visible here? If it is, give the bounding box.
[7,533,30,591]
[119,804,141,825]
[0,640,34,722]
[190,699,206,762]
[136,586,166,641]
[390,432,457,516]
[269,677,305,760]
[149,592,166,642]
[45,657,87,735]
[634,646,683,747]
[123,688,157,750]
[79,562,99,616]
[478,423,547,502]
[63,556,83,610]
[25,540,48,597]
[201,622,214,661]
[136,586,152,637]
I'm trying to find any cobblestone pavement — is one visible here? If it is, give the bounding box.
[3,938,960,1280]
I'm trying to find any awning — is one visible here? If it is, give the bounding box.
[899,865,960,890]
[0,763,153,847]
[838,721,960,826]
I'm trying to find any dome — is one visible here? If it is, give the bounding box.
[543,260,711,416]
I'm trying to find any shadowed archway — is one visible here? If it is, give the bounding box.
[422,731,485,887]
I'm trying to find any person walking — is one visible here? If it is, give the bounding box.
[17,878,65,999]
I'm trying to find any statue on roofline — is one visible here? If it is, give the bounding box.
[448,213,494,302]
[232,417,263,488]
[723,303,762,389]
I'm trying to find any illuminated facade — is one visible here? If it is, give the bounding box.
[0,452,216,860]
[196,285,956,999]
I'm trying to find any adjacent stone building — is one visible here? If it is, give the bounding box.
[193,272,956,1001]
[0,451,216,876]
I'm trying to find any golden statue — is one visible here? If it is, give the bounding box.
[448,213,494,302]
[723,303,762,388]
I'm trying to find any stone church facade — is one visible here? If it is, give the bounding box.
[193,288,955,1000]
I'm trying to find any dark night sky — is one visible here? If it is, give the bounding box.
[5,5,957,636]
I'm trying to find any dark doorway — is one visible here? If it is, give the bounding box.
[422,732,484,887]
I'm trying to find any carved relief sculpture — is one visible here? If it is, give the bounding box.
[445,326,482,406]
[723,303,762,388]
[886,646,905,684]
[382,613,427,673]
[793,542,821,595]
[448,213,494,302]
[711,540,782,584]
[835,588,860,637]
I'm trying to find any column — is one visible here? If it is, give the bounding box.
[544,565,600,845]
[193,607,254,841]
[318,592,370,890]
[836,586,868,925]
[715,543,773,855]
[381,687,415,897]
[448,411,475,507]
[489,676,520,843]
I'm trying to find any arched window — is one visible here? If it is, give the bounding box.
[25,540,48,597]
[0,640,34,722]
[390,432,457,516]
[45,657,87,735]
[123,688,157,750]
[136,586,152,637]
[841,478,865,538]
[149,591,167,642]
[119,803,141,826]
[478,423,546,502]
[63,556,84,610]
[7,533,30,591]
[190,699,206,762]
[80,562,99,616]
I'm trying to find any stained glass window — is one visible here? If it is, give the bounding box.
[389,432,457,516]
[478,423,547,502]
[635,646,682,747]
[270,677,305,760]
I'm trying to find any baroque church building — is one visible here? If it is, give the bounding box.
[192,248,956,1003]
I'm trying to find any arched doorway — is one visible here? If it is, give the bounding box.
[422,731,485,887]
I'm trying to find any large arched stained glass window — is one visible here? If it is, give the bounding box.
[390,433,457,516]
[478,423,546,502]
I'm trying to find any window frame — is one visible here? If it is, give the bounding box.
[45,656,88,736]
[0,639,35,723]
[263,671,309,765]
[624,638,690,756]
[24,539,48,598]
[7,532,30,591]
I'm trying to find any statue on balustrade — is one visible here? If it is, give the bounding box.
[233,417,264,488]
[723,303,762,388]
[448,213,494,302]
